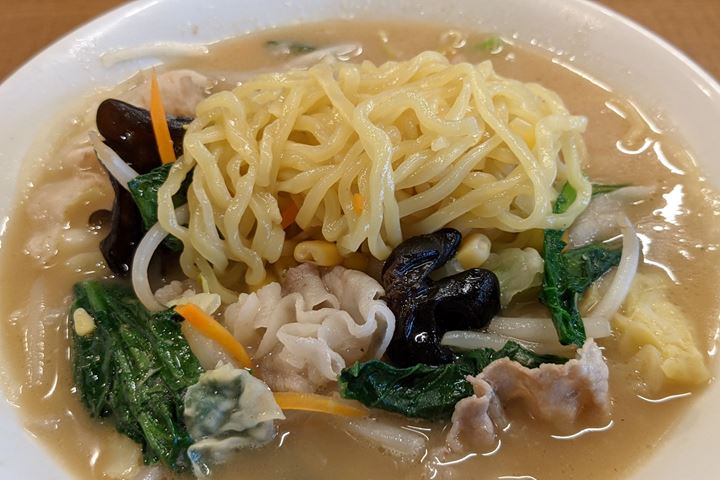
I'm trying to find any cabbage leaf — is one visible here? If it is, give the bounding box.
[184,365,285,477]
[614,272,710,391]
[484,247,544,307]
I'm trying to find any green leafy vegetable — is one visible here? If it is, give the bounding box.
[540,184,622,346]
[592,183,630,196]
[265,39,317,55]
[184,365,285,477]
[475,36,503,53]
[127,163,192,251]
[563,243,622,293]
[340,360,470,421]
[71,280,204,470]
[464,341,567,369]
[552,182,577,216]
[338,342,566,420]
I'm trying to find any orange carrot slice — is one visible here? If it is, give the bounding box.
[175,303,252,369]
[352,193,364,215]
[281,200,300,229]
[273,391,369,417]
[150,69,177,164]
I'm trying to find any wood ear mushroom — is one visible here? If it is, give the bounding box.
[381,228,501,367]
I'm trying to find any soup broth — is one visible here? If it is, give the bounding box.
[1,20,718,480]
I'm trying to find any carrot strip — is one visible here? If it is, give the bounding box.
[175,303,252,369]
[352,193,364,215]
[280,200,300,229]
[149,69,177,164]
[273,391,368,417]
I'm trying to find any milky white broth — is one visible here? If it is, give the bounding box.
[0,20,718,480]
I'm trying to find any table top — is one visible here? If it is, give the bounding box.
[1,0,719,82]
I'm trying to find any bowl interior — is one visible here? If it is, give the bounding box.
[0,0,718,478]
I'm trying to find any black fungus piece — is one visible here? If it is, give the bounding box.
[94,99,192,276]
[382,228,501,367]
[96,99,190,173]
[100,177,144,275]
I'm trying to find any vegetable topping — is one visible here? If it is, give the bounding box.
[382,228,501,367]
[94,98,191,274]
[127,162,192,251]
[273,392,368,417]
[540,184,622,346]
[175,303,253,370]
[96,99,188,173]
[339,341,567,420]
[265,39,317,55]
[149,69,178,165]
[184,365,285,477]
[71,280,203,470]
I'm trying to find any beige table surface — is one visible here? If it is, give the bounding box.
[1,0,719,81]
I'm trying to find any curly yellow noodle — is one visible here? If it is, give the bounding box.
[156,51,591,294]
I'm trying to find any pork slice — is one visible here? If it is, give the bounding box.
[478,338,609,424]
[445,378,507,451]
[447,339,609,450]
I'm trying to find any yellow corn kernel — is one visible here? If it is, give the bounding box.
[457,232,492,269]
[73,308,96,336]
[294,240,343,267]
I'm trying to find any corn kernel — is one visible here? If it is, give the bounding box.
[294,240,343,267]
[73,308,96,336]
[457,233,492,269]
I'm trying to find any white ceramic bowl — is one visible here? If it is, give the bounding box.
[0,0,718,478]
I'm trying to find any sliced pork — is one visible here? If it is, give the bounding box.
[447,339,609,450]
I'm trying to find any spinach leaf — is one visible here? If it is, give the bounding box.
[463,341,567,370]
[265,40,316,55]
[339,360,472,421]
[541,229,584,345]
[563,243,622,293]
[71,281,203,470]
[552,182,577,216]
[540,183,622,345]
[127,163,192,252]
[592,183,629,196]
[338,342,566,420]
[475,36,503,52]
